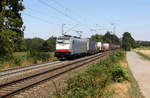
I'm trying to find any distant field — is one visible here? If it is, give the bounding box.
[136,50,150,56]
[136,46,150,50]
[135,47,150,60]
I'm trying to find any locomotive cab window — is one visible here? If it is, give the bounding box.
[57,40,63,44]
[57,38,70,44]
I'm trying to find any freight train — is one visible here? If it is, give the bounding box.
[55,35,120,59]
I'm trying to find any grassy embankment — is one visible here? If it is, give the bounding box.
[135,47,150,60]
[52,50,143,98]
[0,51,58,70]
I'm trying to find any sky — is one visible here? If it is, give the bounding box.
[22,0,150,41]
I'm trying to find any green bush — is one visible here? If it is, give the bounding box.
[111,65,128,82]
[27,50,51,64]
[109,50,125,63]
[12,56,22,66]
[56,65,111,98]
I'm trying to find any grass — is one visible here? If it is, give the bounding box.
[137,52,150,60]
[134,46,150,60]
[0,51,57,70]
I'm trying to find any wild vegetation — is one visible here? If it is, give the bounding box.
[0,52,57,69]
[52,50,142,98]
[0,36,57,69]
[22,37,56,52]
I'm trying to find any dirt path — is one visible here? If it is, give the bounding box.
[127,52,150,98]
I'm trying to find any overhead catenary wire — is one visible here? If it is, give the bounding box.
[26,7,63,22]
[23,13,54,25]
[65,24,79,33]
[49,0,71,12]
[48,0,89,29]
[26,0,91,37]
[37,0,80,23]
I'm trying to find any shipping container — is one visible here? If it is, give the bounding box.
[96,42,102,52]
[102,43,110,51]
[87,40,97,54]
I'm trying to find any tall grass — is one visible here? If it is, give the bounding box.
[27,51,51,64]
[52,50,129,98]
[0,51,57,69]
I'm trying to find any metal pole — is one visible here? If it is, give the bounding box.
[75,31,83,38]
[61,24,65,36]
[111,23,116,34]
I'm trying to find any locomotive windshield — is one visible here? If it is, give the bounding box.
[57,37,70,44]
[57,37,70,40]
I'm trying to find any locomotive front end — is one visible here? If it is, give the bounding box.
[55,36,71,59]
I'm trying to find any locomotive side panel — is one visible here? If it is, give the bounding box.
[71,38,87,55]
[72,38,81,54]
[87,40,97,54]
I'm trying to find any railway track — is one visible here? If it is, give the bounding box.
[0,51,111,98]
[0,61,62,77]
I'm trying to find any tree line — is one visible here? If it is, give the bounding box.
[22,37,56,52]
[136,41,150,47]
[90,32,137,51]
[90,32,120,45]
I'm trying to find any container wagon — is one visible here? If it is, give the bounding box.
[87,40,97,55]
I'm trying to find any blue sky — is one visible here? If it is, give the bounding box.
[22,0,150,41]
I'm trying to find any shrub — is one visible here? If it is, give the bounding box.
[27,51,51,64]
[59,65,111,98]
[12,56,22,66]
[111,65,128,82]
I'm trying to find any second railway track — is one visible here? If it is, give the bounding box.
[0,51,112,98]
[0,61,62,77]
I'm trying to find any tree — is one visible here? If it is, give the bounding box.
[0,1,14,57]
[24,38,45,51]
[90,34,103,42]
[0,0,24,57]
[42,37,56,52]
[122,32,136,51]
[102,32,120,44]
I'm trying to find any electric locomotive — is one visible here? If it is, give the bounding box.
[55,35,87,59]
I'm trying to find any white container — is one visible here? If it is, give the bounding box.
[97,42,102,51]
[102,43,110,51]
